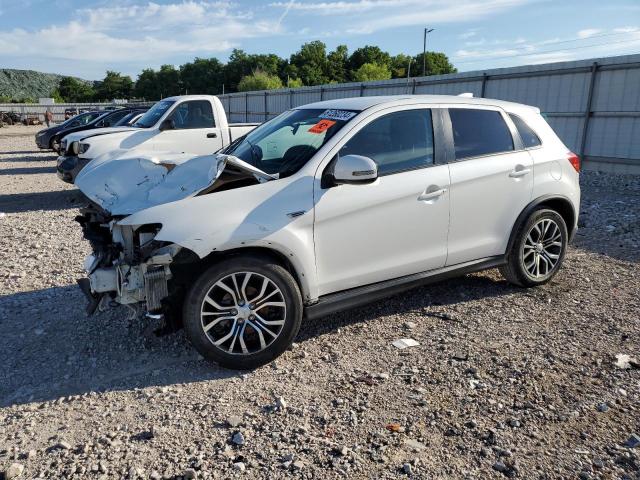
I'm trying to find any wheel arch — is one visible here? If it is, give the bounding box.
[198,246,311,302]
[507,195,577,254]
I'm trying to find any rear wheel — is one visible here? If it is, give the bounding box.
[500,209,568,287]
[183,255,303,370]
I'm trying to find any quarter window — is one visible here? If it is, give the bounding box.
[509,113,542,148]
[449,108,514,160]
[169,100,215,129]
[340,109,434,175]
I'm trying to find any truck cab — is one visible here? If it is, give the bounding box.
[57,95,258,183]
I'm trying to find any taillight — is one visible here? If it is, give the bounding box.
[567,152,580,172]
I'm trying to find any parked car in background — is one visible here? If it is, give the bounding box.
[56,95,259,183]
[112,109,148,127]
[64,108,79,120]
[51,108,139,155]
[35,111,103,150]
[74,94,581,369]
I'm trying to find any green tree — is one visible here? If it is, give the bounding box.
[348,46,391,77]
[327,45,349,83]
[180,58,225,95]
[411,51,457,77]
[390,54,414,79]
[224,49,287,92]
[50,88,65,103]
[134,68,160,100]
[156,64,181,97]
[352,62,392,82]
[238,71,283,92]
[58,76,95,102]
[289,41,329,86]
[287,77,303,88]
[95,71,133,100]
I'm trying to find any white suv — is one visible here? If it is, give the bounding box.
[75,95,580,369]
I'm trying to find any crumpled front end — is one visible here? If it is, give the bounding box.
[75,203,183,315]
[74,152,275,316]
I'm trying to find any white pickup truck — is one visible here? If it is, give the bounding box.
[56,95,259,183]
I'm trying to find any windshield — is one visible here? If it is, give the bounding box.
[133,100,175,128]
[90,111,112,125]
[63,112,99,127]
[114,111,143,127]
[221,108,359,178]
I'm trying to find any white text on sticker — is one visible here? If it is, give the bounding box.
[319,109,357,121]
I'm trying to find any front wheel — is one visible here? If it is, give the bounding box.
[500,209,568,287]
[183,255,303,370]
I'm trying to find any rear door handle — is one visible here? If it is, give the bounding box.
[418,188,447,201]
[207,132,218,138]
[509,167,531,178]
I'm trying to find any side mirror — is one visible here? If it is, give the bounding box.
[159,118,175,131]
[332,154,378,185]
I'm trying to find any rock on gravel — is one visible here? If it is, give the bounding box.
[5,463,24,479]
[0,127,639,478]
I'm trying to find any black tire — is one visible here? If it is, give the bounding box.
[500,208,568,287]
[183,254,303,370]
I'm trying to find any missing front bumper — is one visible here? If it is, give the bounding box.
[79,259,173,315]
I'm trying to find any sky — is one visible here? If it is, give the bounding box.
[0,0,639,80]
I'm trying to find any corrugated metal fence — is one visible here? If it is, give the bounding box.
[218,53,640,173]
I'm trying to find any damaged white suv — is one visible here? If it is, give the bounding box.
[75,95,580,369]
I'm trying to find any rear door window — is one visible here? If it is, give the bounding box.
[448,108,514,160]
[509,113,542,148]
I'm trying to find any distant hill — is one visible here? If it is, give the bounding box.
[0,69,89,101]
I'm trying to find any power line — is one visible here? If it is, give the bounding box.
[530,29,639,47]
[455,36,640,65]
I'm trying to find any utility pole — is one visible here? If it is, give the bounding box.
[423,27,434,77]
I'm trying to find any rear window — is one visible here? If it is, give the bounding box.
[449,108,514,160]
[509,113,542,148]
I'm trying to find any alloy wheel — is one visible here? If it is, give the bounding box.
[200,271,286,355]
[522,218,563,278]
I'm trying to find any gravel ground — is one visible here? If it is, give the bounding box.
[1,125,639,480]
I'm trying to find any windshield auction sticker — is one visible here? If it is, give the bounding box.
[309,119,336,134]
[319,109,357,121]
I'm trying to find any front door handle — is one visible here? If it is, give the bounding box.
[509,166,531,178]
[418,187,447,201]
[207,132,218,138]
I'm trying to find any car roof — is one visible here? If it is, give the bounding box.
[295,94,539,114]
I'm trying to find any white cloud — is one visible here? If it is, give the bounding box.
[459,29,478,40]
[270,0,534,34]
[453,27,640,68]
[0,1,281,69]
[577,28,602,39]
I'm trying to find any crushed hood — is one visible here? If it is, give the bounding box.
[75,150,275,216]
[63,126,138,143]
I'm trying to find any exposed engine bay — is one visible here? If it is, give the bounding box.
[75,154,269,320]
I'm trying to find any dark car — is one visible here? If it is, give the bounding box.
[52,108,140,153]
[35,111,102,150]
[112,109,148,127]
